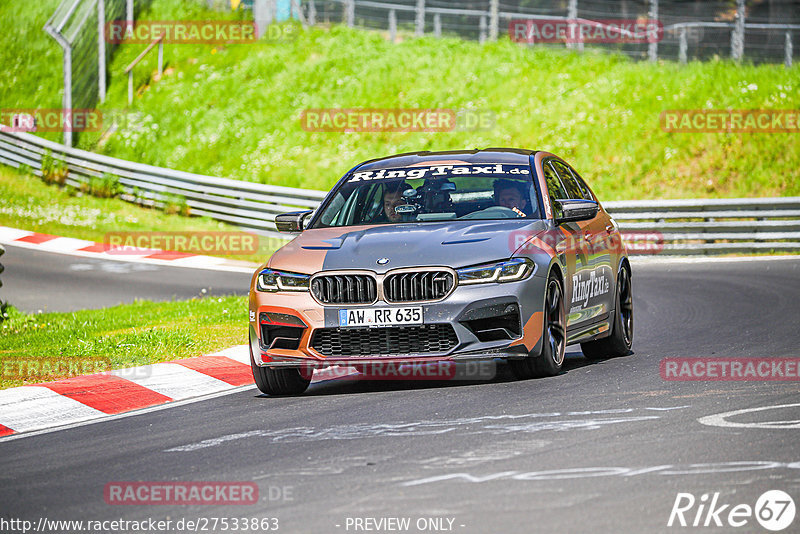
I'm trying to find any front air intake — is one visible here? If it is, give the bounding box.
[311,274,377,304]
[383,270,455,303]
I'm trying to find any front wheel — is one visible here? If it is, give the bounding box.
[250,349,310,395]
[509,272,566,379]
[581,266,633,360]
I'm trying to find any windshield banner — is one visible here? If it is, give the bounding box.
[348,164,531,182]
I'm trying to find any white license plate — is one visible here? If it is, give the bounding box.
[338,307,423,327]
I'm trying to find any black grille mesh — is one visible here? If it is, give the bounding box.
[310,324,458,357]
[384,271,454,302]
[311,274,377,304]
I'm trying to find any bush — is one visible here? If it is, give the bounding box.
[40,150,68,186]
[88,173,123,198]
[162,193,191,216]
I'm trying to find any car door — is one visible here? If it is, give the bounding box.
[550,159,615,329]
[541,159,586,330]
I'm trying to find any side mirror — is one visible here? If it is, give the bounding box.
[275,210,313,232]
[554,199,598,223]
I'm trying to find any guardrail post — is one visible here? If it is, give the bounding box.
[786,31,793,68]
[308,0,316,26]
[433,13,441,37]
[567,0,582,51]
[158,40,163,76]
[731,0,745,61]
[63,47,73,147]
[389,9,396,42]
[679,27,687,64]
[128,70,133,105]
[126,0,133,21]
[648,0,658,61]
[345,0,354,27]
[253,0,275,39]
[489,0,498,41]
[415,0,425,37]
[97,0,107,102]
[0,244,5,293]
[479,15,487,44]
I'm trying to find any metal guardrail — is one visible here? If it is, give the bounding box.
[604,198,800,255]
[0,130,798,254]
[0,130,326,237]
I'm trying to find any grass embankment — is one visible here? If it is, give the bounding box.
[0,296,247,389]
[0,166,283,263]
[84,1,800,199]
[5,0,798,199]
[0,0,63,144]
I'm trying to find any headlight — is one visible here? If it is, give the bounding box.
[256,269,310,292]
[456,258,535,285]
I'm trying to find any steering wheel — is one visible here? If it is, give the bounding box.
[460,206,522,219]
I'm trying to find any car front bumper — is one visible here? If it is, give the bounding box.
[249,276,547,369]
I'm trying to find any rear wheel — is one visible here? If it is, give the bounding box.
[581,266,633,360]
[509,272,566,379]
[250,348,310,395]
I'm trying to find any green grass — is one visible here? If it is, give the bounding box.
[0,165,281,263]
[73,0,799,200]
[0,296,247,389]
[0,0,63,143]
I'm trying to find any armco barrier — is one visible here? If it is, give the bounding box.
[1,130,798,254]
[604,198,800,255]
[0,131,326,238]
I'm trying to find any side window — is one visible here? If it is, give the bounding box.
[567,165,595,200]
[543,161,567,204]
[550,160,586,200]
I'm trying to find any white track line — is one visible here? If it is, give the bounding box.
[110,363,234,400]
[0,384,257,443]
[39,236,95,252]
[0,227,33,241]
[1,241,255,273]
[208,345,250,365]
[0,386,106,434]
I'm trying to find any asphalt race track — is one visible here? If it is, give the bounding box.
[0,245,252,313]
[1,257,799,533]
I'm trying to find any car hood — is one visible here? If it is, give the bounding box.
[268,219,549,274]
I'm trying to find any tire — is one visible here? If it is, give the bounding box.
[509,272,566,379]
[581,265,633,360]
[250,347,310,395]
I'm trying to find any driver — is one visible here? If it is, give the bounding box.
[378,182,414,223]
[493,179,531,217]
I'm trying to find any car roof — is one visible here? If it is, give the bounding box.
[354,148,538,171]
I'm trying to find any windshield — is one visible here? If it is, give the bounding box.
[311,163,541,228]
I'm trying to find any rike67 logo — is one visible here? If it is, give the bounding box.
[668,490,796,531]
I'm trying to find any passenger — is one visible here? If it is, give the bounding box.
[378,182,413,223]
